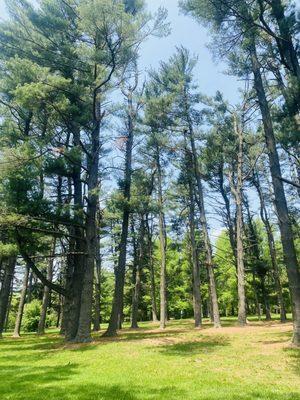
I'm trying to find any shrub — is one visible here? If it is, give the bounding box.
[22,300,41,332]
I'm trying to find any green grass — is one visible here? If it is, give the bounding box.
[1,317,300,400]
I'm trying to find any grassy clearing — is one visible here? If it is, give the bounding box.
[1,317,299,400]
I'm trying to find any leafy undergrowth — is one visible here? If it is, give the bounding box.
[1,317,300,400]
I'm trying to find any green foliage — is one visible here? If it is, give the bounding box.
[22,300,42,333]
[0,242,18,258]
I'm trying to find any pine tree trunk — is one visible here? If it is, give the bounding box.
[218,166,237,266]
[146,216,158,322]
[156,149,167,330]
[75,117,100,342]
[131,262,141,329]
[252,272,262,320]
[261,277,272,321]
[63,128,85,341]
[231,115,247,326]
[0,257,16,337]
[249,40,300,345]
[131,218,146,329]
[105,93,134,337]
[183,130,202,328]
[27,272,33,303]
[93,229,101,332]
[4,280,14,332]
[188,182,202,328]
[187,122,221,328]
[253,172,287,322]
[13,265,30,338]
[37,239,55,335]
[93,265,101,332]
[236,198,246,326]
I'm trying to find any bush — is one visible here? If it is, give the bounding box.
[46,309,57,328]
[22,300,41,332]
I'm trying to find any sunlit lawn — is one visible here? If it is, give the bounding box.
[1,316,299,400]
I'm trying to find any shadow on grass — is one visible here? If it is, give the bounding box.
[0,362,185,400]
[158,336,230,357]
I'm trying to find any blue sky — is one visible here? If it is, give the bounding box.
[140,0,241,103]
[0,0,241,103]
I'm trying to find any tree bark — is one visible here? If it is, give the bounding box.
[186,116,221,327]
[252,272,262,320]
[145,215,158,322]
[37,239,56,335]
[261,276,272,321]
[230,115,247,326]
[105,92,134,337]
[93,236,101,332]
[249,40,300,345]
[74,117,100,342]
[13,264,30,338]
[156,148,167,330]
[0,257,16,337]
[188,183,202,328]
[131,219,145,329]
[218,165,237,265]
[253,171,287,322]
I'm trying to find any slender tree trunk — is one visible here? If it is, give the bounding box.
[13,264,30,338]
[27,272,33,303]
[156,148,167,330]
[131,267,141,328]
[130,221,138,328]
[4,279,14,332]
[186,119,221,328]
[218,166,237,265]
[261,276,272,321]
[0,257,16,337]
[37,239,56,335]
[249,40,300,345]
[253,172,287,322]
[105,93,134,337]
[93,245,101,332]
[230,115,247,326]
[236,198,246,326]
[188,184,202,328]
[131,220,145,329]
[183,130,202,328]
[252,272,262,320]
[146,215,158,322]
